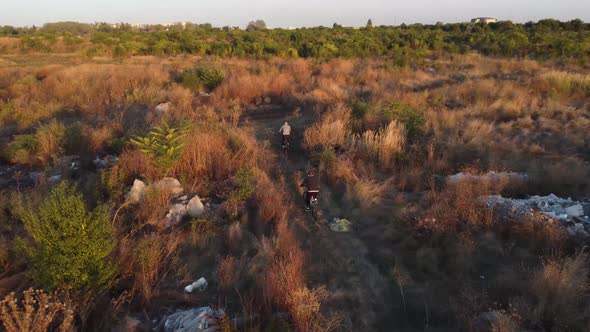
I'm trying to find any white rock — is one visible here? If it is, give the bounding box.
[565,204,584,218]
[155,102,171,114]
[187,196,205,217]
[184,277,208,293]
[154,177,183,196]
[127,179,147,204]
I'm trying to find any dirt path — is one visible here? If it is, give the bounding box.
[241,106,400,331]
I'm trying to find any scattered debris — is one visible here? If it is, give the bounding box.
[329,218,353,232]
[127,179,147,204]
[155,102,171,114]
[447,171,528,185]
[49,175,62,183]
[426,67,437,74]
[164,307,225,332]
[164,195,206,228]
[184,277,208,293]
[187,196,205,217]
[93,154,119,169]
[56,155,80,171]
[486,194,590,241]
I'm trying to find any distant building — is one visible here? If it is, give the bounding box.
[471,17,498,24]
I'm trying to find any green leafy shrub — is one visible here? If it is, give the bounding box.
[13,182,117,295]
[382,101,426,139]
[226,168,256,218]
[3,134,37,164]
[178,66,225,92]
[130,122,189,171]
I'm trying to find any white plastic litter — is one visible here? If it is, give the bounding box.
[329,218,352,232]
[184,277,208,293]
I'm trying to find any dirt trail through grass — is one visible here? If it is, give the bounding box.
[242,106,400,331]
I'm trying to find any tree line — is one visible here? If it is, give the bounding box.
[1,19,589,61]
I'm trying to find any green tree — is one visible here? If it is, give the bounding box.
[246,20,267,31]
[14,182,117,295]
[366,19,373,29]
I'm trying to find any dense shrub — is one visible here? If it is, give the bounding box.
[177,66,225,92]
[14,182,117,295]
[382,101,425,139]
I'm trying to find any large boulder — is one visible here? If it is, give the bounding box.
[187,196,205,217]
[127,179,147,204]
[154,177,184,196]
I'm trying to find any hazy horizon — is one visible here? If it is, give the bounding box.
[1,0,589,28]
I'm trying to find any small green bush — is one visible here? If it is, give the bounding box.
[382,101,426,139]
[14,182,117,295]
[3,134,37,164]
[178,66,225,92]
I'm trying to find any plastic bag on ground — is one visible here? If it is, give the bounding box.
[329,218,352,232]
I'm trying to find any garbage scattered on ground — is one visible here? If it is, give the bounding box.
[165,195,205,227]
[48,174,62,183]
[184,277,208,293]
[329,218,353,232]
[486,194,590,240]
[448,171,527,185]
[155,102,171,114]
[93,154,119,169]
[164,307,225,332]
[56,155,80,171]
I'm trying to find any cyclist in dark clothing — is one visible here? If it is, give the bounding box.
[300,170,320,211]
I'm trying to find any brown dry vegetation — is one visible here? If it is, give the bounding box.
[0,53,589,331]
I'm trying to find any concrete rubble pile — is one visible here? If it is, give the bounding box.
[163,307,226,332]
[486,194,590,240]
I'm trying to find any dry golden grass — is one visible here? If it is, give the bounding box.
[525,252,589,329]
[353,121,405,169]
[118,149,161,181]
[216,255,242,292]
[135,186,174,226]
[129,235,180,304]
[172,128,260,192]
[540,70,590,97]
[35,120,66,165]
[303,103,350,149]
[0,288,74,332]
[423,178,496,232]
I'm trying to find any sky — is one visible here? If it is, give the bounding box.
[1,0,589,28]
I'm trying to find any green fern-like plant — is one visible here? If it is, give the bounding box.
[130,122,189,171]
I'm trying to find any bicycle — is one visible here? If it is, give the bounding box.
[281,136,290,158]
[309,195,319,220]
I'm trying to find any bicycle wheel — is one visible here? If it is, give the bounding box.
[310,202,318,220]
